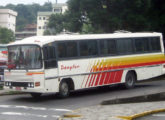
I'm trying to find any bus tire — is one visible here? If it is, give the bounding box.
[30,93,42,99]
[59,81,70,98]
[125,71,136,89]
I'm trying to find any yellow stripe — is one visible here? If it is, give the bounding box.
[94,54,165,68]
[26,72,44,76]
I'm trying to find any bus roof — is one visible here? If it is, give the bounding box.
[8,32,162,47]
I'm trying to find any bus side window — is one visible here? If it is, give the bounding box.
[135,38,149,53]
[80,41,88,56]
[43,46,57,69]
[100,39,117,55]
[117,39,133,54]
[150,37,161,52]
[80,40,98,56]
[66,42,78,57]
[58,43,66,58]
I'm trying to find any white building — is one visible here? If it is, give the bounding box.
[0,9,17,33]
[37,3,67,36]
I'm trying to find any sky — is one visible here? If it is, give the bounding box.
[0,0,68,6]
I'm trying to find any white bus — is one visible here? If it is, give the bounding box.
[4,33,165,98]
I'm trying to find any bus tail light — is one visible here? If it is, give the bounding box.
[35,82,40,87]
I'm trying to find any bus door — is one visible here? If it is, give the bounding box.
[43,46,58,92]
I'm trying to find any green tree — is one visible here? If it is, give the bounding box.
[46,14,65,34]
[0,28,15,44]
[47,0,165,37]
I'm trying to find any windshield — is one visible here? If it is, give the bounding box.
[8,45,42,69]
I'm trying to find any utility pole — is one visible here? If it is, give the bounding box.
[56,0,58,4]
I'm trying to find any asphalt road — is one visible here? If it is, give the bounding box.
[0,78,165,120]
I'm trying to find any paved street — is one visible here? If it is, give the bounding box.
[0,79,165,120]
[135,112,165,120]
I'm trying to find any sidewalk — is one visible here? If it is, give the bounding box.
[63,101,165,120]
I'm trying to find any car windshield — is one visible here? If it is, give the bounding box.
[8,45,42,69]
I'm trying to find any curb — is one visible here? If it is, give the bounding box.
[62,108,82,119]
[101,92,165,105]
[117,108,165,120]
[63,114,82,118]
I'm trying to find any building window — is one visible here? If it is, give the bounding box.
[43,17,46,20]
[39,17,42,20]
[38,26,41,29]
[54,9,62,13]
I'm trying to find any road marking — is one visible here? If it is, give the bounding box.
[0,105,10,108]
[0,104,71,112]
[0,112,48,118]
[15,106,47,110]
[50,108,71,112]
[153,114,165,117]
[52,115,60,118]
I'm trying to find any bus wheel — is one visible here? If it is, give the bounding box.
[125,72,136,89]
[30,93,42,99]
[59,81,70,98]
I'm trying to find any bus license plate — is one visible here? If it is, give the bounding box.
[16,87,21,90]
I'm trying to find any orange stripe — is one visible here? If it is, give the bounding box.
[26,72,44,76]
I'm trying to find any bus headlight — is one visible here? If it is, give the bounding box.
[31,83,34,88]
[5,82,8,86]
[8,82,11,86]
[28,83,34,88]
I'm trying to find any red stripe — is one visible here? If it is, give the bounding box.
[91,67,99,87]
[118,70,123,82]
[104,61,165,70]
[94,68,102,86]
[86,60,165,88]
[108,71,115,84]
[104,72,110,84]
[85,69,93,88]
[88,70,95,87]
[91,73,97,87]
[99,68,107,85]
[113,70,123,83]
